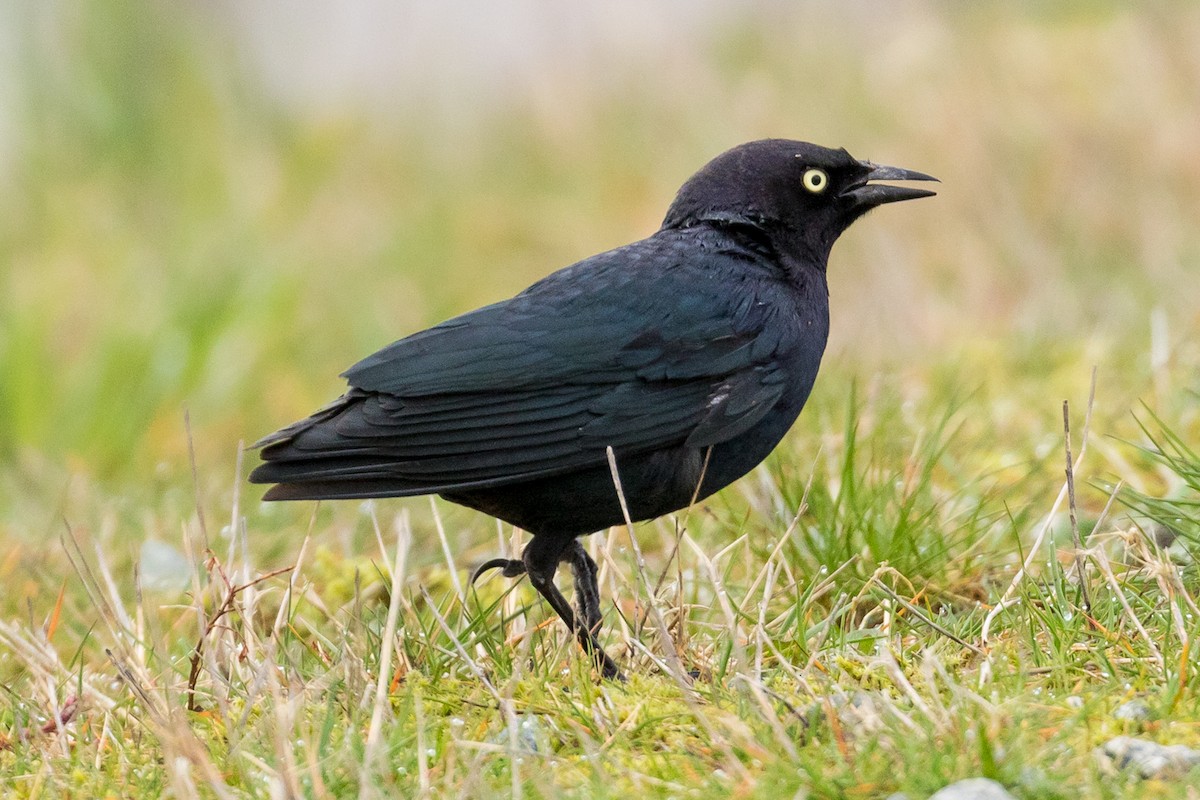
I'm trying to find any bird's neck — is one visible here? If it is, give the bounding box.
[778,248,831,298]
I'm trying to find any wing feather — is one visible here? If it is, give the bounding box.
[250,232,803,499]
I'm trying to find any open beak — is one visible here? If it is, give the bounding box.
[842,162,938,209]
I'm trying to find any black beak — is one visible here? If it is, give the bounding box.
[842,162,938,209]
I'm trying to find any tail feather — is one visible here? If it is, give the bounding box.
[250,385,602,501]
[260,478,431,501]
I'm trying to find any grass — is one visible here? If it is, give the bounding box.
[3,2,1200,798]
[5,353,1200,798]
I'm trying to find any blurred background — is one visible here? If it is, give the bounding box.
[0,0,1197,535]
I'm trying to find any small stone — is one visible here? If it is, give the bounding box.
[1096,736,1200,780]
[928,778,1015,800]
[1066,695,1084,709]
[1113,700,1154,723]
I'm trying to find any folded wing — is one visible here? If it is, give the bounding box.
[249,235,793,500]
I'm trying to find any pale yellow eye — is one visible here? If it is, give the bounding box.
[802,168,828,194]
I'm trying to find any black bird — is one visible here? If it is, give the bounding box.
[250,139,935,679]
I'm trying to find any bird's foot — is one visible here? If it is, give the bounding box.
[471,542,625,682]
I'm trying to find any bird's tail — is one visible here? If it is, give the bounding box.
[249,392,435,500]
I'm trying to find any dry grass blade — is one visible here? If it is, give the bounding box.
[682,532,750,672]
[360,511,413,798]
[418,584,500,701]
[184,408,209,551]
[874,582,984,656]
[430,497,466,604]
[640,447,714,651]
[1091,542,1164,673]
[735,458,817,618]
[606,446,689,683]
[1062,399,1092,616]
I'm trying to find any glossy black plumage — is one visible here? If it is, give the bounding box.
[250,139,935,678]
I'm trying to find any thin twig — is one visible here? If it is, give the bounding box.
[981,367,1097,650]
[187,562,294,712]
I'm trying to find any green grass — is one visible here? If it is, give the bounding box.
[3,2,1200,798]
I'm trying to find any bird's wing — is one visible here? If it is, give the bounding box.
[252,237,794,496]
[341,237,791,395]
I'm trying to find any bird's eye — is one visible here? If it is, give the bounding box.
[802,168,828,194]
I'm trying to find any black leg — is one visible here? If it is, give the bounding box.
[473,537,624,680]
[565,540,602,637]
[522,536,624,681]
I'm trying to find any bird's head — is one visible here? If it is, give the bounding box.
[662,139,937,265]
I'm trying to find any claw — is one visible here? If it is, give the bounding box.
[470,557,526,585]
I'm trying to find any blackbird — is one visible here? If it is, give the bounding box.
[250,139,936,679]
